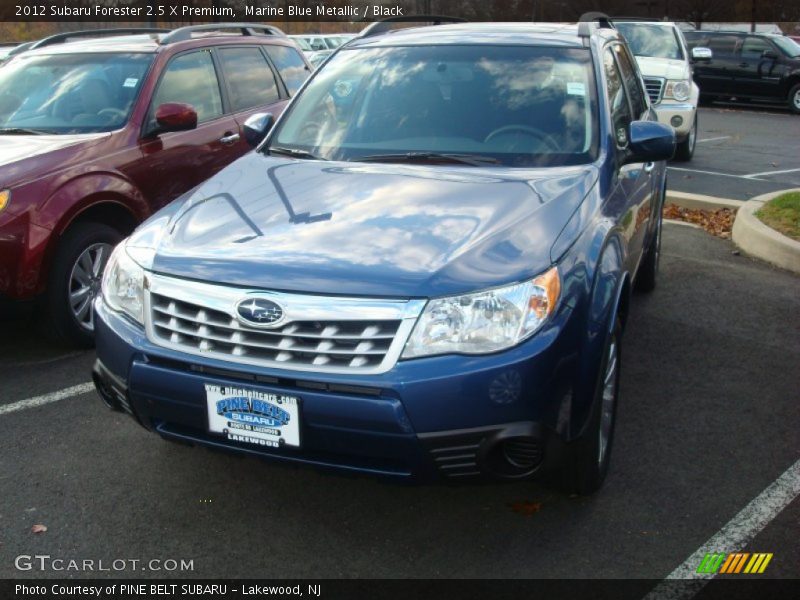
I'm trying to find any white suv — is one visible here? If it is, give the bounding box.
[616,20,705,161]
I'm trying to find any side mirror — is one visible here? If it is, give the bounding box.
[625,121,675,164]
[243,112,274,147]
[691,47,713,61]
[762,49,778,60]
[153,103,197,134]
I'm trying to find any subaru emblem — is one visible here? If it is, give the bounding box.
[235,298,285,328]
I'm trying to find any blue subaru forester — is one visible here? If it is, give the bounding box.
[93,16,675,494]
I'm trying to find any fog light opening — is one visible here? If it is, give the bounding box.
[670,116,683,128]
[485,436,544,479]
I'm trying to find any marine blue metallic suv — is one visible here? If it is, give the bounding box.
[93,17,675,494]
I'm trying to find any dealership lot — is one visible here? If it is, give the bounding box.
[1,225,798,580]
[668,105,800,200]
[1,92,799,581]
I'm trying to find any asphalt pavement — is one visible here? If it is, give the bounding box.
[668,105,800,200]
[1,222,798,581]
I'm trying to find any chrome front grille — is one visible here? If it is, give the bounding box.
[145,274,425,375]
[643,77,665,105]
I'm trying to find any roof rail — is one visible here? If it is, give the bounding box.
[159,23,286,45]
[360,15,467,39]
[577,12,616,37]
[611,16,670,22]
[6,28,167,58]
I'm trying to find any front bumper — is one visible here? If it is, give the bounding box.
[653,102,697,139]
[93,297,579,481]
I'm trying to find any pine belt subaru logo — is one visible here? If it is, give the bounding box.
[235,298,284,327]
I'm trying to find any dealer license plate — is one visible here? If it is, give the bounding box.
[205,384,301,448]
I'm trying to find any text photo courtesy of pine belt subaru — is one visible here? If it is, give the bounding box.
[0,24,312,347]
[616,20,706,161]
[93,16,675,494]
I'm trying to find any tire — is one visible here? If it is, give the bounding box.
[46,221,121,348]
[789,84,800,115]
[561,317,622,495]
[634,191,663,293]
[673,113,697,161]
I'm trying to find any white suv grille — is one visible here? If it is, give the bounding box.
[643,77,665,104]
[145,274,425,375]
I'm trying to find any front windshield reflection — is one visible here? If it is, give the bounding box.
[268,45,598,167]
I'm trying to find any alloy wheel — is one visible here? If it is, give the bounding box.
[597,338,618,467]
[68,242,112,332]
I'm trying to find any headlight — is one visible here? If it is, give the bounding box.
[402,267,560,358]
[0,189,10,213]
[665,79,691,102]
[102,243,145,324]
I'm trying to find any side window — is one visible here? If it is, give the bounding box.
[603,48,632,149]
[707,35,740,56]
[742,37,772,57]
[613,44,647,118]
[152,50,223,123]
[265,45,309,96]
[218,47,280,111]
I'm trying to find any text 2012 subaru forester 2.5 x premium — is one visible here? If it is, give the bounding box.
[93,16,675,494]
[0,25,310,346]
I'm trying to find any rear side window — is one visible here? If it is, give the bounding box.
[153,50,222,123]
[706,35,740,55]
[603,48,632,149]
[218,47,280,111]
[613,44,647,118]
[265,45,309,95]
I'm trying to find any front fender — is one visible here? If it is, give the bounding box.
[39,170,149,236]
[568,225,630,440]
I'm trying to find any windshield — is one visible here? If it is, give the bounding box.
[773,36,800,57]
[268,45,598,167]
[617,23,684,60]
[0,52,153,134]
[291,37,312,51]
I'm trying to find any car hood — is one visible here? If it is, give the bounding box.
[141,154,598,298]
[635,56,689,80]
[0,133,109,186]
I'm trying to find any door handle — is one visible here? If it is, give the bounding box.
[219,132,240,145]
[739,62,749,67]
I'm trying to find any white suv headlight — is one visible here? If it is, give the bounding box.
[402,267,560,358]
[665,79,691,102]
[102,244,145,325]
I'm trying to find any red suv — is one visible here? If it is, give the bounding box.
[0,24,311,345]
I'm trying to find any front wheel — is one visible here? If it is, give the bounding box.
[561,318,622,495]
[789,84,800,115]
[673,113,697,161]
[46,221,121,348]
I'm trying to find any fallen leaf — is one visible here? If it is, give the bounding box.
[663,204,737,238]
[510,501,543,516]
[31,524,47,534]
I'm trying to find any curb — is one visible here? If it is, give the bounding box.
[731,189,800,275]
[665,190,744,211]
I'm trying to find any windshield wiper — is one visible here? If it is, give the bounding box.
[0,127,50,135]
[357,152,499,166]
[268,146,326,160]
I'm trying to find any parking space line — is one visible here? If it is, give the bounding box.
[743,167,800,179]
[643,458,800,599]
[696,136,731,143]
[0,382,95,416]
[667,166,764,181]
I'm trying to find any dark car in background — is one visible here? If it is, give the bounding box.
[0,24,312,346]
[93,17,675,494]
[684,30,800,113]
